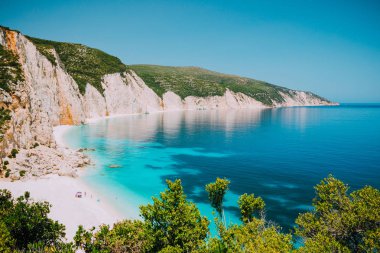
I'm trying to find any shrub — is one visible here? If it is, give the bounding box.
[0,190,66,251]
[238,193,265,223]
[140,179,209,252]
[10,149,18,158]
[74,220,148,253]
[296,175,380,252]
[205,177,230,217]
[19,170,26,177]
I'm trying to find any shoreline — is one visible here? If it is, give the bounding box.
[0,104,339,240]
[0,124,126,241]
[84,103,339,124]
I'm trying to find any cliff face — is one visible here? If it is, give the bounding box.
[0,27,335,154]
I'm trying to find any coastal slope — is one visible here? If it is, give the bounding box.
[0,25,335,179]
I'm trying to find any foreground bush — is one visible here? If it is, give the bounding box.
[0,175,379,252]
[0,190,67,251]
[296,175,380,253]
[74,220,147,253]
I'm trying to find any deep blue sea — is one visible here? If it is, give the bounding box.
[64,104,380,232]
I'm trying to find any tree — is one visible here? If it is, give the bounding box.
[0,221,14,253]
[140,179,209,252]
[238,193,265,223]
[74,220,149,253]
[0,190,66,251]
[205,178,230,218]
[296,175,380,252]
[205,217,293,253]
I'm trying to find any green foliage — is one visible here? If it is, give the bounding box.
[296,175,380,252]
[0,190,66,251]
[1,175,378,252]
[10,148,18,158]
[0,108,11,142]
[74,220,148,253]
[140,179,210,252]
[19,170,26,177]
[0,220,15,253]
[158,245,183,253]
[210,218,293,253]
[4,169,10,178]
[15,241,75,253]
[27,36,127,94]
[205,177,230,216]
[0,44,24,92]
[129,65,330,105]
[297,233,350,253]
[238,193,265,223]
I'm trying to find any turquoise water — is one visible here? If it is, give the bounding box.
[64,104,380,232]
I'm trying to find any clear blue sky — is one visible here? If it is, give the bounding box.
[1,0,379,102]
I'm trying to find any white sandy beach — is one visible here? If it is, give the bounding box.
[0,125,125,240]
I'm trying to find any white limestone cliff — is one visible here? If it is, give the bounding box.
[0,28,335,166]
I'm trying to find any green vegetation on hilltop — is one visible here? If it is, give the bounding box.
[129,65,326,105]
[1,175,379,252]
[0,44,24,92]
[26,36,127,94]
[1,26,330,105]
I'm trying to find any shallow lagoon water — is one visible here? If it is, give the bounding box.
[64,104,380,232]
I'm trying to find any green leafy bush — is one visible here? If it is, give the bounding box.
[238,193,265,223]
[140,179,209,252]
[0,190,66,250]
[205,177,230,217]
[296,175,380,252]
[10,149,18,158]
[74,220,148,253]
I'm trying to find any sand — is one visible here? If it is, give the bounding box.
[0,125,125,241]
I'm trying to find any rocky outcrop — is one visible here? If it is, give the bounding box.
[3,145,90,180]
[275,91,336,107]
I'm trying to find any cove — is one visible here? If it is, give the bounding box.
[63,104,380,232]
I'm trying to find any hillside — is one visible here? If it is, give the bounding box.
[129,65,330,106]
[22,32,330,106]
[0,25,335,160]
[26,36,127,94]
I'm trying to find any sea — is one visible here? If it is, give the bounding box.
[63,104,380,233]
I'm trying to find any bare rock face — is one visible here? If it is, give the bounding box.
[102,71,162,115]
[83,84,107,118]
[0,29,86,150]
[275,91,337,107]
[3,145,90,180]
